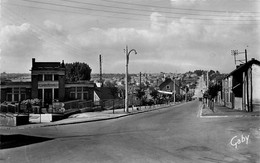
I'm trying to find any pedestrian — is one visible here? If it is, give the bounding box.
[211,98,214,112]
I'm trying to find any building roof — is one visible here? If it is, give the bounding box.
[226,58,260,78]
[159,78,173,89]
[159,78,180,90]
[0,81,31,88]
[94,87,116,100]
[31,58,65,70]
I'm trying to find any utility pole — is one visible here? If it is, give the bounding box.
[99,54,103,87]
[125,45,137,113]
[206,71,209,106]
[140,72,142,90]
[231,49,248,66]
[245,49,248,63]
[231,49,249,111]
[173,78,176,104]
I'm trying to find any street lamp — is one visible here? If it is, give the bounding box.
[125,45,137,113]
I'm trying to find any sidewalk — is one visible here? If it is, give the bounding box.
[0,103,179,130]
[200,103,260,117]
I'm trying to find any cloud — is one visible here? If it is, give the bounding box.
[150,12,167,31]
[64,11,259,73]
[0,23,42,58]
[43,20,65,36]
[0,23,44,72]
[170,0,206,6]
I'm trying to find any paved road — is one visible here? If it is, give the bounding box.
[1,101,259,163]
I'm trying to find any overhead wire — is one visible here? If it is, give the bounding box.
[3,1,259,26]
[17,0,260,22]
[60,0,260,18]
[3,2,150,23]
[100,0,260,14]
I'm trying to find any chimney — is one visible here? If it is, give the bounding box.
[62,60,65,67]
[32,58,35,67]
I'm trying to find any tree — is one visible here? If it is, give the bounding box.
[136,89,146,105]
[150,90,159,103]
[104,79,116,87]
[65,62,92,82]
[208,83,221,100]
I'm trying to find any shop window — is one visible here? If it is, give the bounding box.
[45,74,52,81]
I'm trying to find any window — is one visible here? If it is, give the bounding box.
[77,93,82,99]
[166,85,170,89]
[44,74,52,81]
[83,92,88,100]
[77,87,82,92]
[21,94,26,101]
[70,87,76,92]
[83,87,88,91]
[70,92,75,99]
[54,89,59,99]
[69,87,89,100]
[7,94,12,101]
[54,74,59,81]
[14,88,19,94]
[38,89,43,99]
[38,74,43,81]
[14,94,19,101]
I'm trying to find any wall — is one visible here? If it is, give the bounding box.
[0,114,29,126]
[252,65,260,105]
[234,97,243,110]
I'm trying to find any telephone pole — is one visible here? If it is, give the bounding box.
[99,54,103,87]
[231,49,248,66]
[173,78,176,104]
[125,45,137,113]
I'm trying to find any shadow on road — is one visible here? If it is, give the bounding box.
[0,134,53,149]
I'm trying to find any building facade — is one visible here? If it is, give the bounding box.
[222,58,260,112]
[0,58,95,106]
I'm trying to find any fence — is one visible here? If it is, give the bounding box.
[0,97,178,115]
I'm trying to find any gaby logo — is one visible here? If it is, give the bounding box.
[230,134,250,149]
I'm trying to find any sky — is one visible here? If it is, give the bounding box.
[0,0,259,74]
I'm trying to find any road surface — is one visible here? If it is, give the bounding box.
[1,101,259,163]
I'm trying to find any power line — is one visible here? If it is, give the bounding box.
[61,0,260,18]
[3,2,150,23]
[18,0,260,22]
[3,2,259,25]
[100,0,260,14]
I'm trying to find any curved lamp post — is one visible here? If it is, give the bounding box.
[125,45,137,112]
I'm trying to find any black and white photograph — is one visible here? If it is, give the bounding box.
[0,0,260,162]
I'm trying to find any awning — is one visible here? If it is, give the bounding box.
[158,90,173,95]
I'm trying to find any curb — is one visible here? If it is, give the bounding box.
[0,103,183,130]
[199,104,260,118]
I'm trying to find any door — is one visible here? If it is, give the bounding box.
[44,89,53,105]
